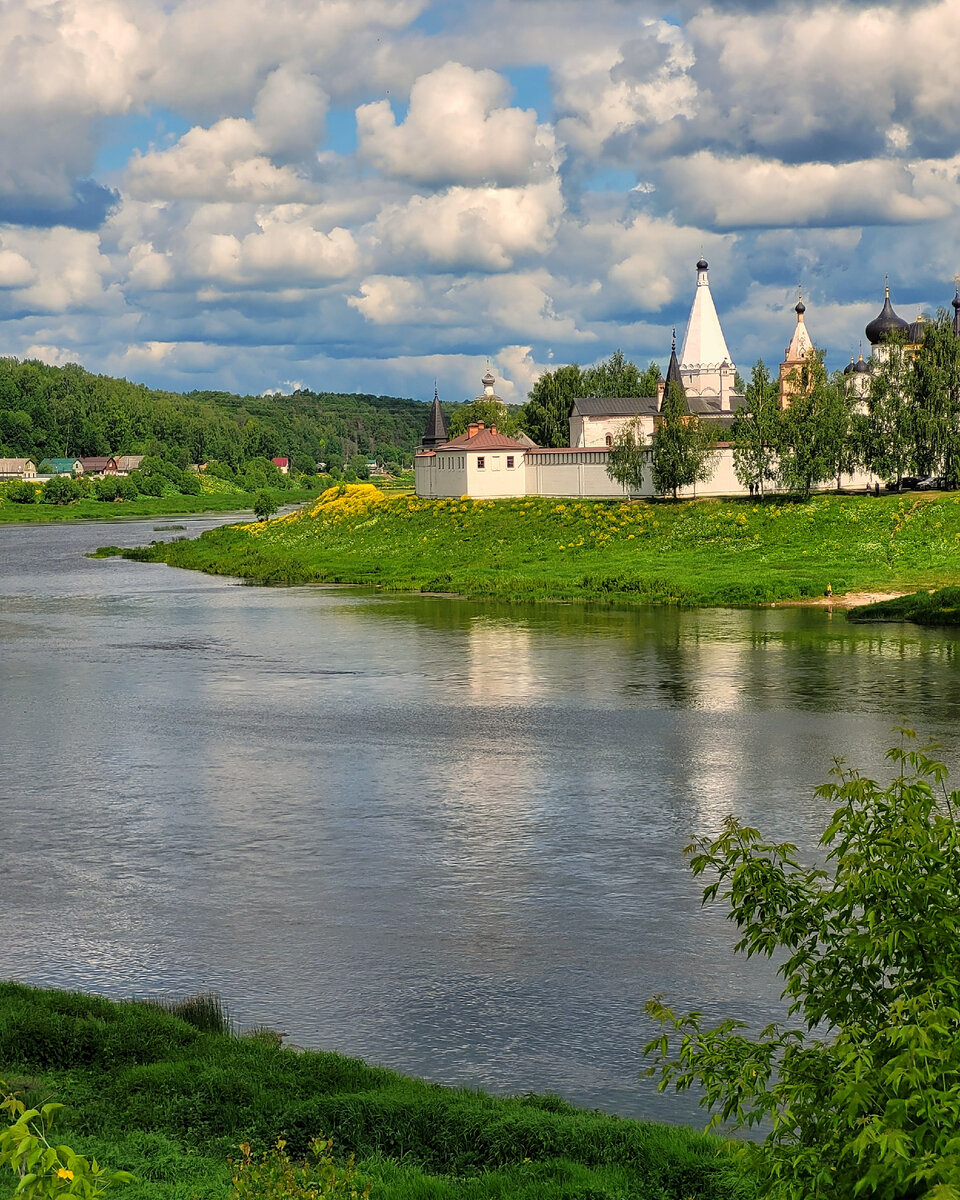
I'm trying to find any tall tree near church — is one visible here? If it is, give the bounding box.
[521,364,583,448]
[777,352,849,497]
[909,313,960,481]
[732,359,780,497]
[864,336,914,489]
[652,379,716,500]
[605,416,648,495]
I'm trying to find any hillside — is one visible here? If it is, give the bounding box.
[106,484,960,607]
[0,357,431,470]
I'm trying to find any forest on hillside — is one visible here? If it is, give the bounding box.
[0,357,431,473]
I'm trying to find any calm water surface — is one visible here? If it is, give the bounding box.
[2,516,960,1125]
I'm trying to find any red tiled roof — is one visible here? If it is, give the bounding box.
[437,429,527,451]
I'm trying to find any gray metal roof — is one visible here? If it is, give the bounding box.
[573,396,659,417]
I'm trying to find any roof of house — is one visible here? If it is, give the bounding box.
[115,455,144,471]
[272,457,289,466]
[573,396,659,417]
[437,427,528,452]
[80,456,117,470]
[43,457,82,472]
[0,458,35,471]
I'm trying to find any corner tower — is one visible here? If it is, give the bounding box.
[679,257,738,411]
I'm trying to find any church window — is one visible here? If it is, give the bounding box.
[605,434,613,447]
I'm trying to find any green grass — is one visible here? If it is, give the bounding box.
[848,586,960,625]
[0,488,316,524]
[104,485,960,608]
[0,983,747,1200]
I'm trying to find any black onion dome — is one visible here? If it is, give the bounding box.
[795,298,806,315]
[865,289,910,345]
[843,358,856,375]
[697,257,708,271]
[854,356,871,374]
[908,317,925,344]
[952,291,960,312]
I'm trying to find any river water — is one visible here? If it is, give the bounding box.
[2,516,959,1126]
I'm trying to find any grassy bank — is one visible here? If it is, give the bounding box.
[0,983,746,1200]
[0,488,315,523]
[104,484,960,607]
[848,586,960,625]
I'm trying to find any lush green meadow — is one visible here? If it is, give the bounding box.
[849,585,960,625]
[0,983,746,1200]
[107,484,960,607]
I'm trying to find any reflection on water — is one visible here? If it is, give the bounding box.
[1,518,959,1126]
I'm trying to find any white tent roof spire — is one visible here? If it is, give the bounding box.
[679,257,733,371]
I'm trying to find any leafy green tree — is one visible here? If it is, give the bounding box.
[732,360,781,497]
[253,490,279,521]
[520,365,582,448]
[909,314,960,480]
[41,475,78,505]
[605,417,648,494]
[447,398,519,440]
[777,354,842,498]
[651,380,716,499]
[865,338,914,489]
[644,731,960,1200]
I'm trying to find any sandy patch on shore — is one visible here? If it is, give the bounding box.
[771,591,909,610]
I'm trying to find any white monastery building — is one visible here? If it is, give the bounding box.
[415,260,959,501]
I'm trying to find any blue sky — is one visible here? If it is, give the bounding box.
[1,0,958,405]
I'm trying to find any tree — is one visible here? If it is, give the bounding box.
[776,353,840,498]
[651,380,716,499]
[605,417,648,495]
[253,490,278,521]
[644,731,960,1200]
[41,475,78,505]
[447,398,519,440]
[521,365,582,448]
[909,314,960,481]
[865,338,914,489]
[5,480,37,504]
[732,360,781,497]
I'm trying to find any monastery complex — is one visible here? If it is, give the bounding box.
[415,261,960,501]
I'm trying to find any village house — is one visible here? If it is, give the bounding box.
[115,455,145,474]
[79,456,119,476]
[0,458,37,480]
[41,458,83,476]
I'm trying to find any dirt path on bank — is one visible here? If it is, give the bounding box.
[771,591,909,610]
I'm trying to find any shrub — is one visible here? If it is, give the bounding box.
[41,476,78,505]
[5,479,37,503]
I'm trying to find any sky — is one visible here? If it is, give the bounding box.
[2,0,960,406]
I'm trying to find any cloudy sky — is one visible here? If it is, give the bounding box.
[3,0,959,404]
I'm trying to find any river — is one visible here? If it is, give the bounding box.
[2,515,959,1125]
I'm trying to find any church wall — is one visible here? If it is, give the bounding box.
[570,414,655,448]
[526,452,635,498]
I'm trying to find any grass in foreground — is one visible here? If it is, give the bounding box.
[0,982,747,1200]
[848,586,960,625]
[0,488,316,523]
[103,484,960,608]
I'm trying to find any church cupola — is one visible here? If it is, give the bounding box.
[952,281,960,338]
[865,279,910,345]
[481,368,497,396]
[679,256,737,410]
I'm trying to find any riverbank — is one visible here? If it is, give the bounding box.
[103,484,960,608]
[0,982,747,1200]
[0,487,315,523]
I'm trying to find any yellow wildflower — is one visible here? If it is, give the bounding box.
[57,1169,74,1181]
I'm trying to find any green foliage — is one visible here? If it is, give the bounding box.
[651,381,716,499]
[1,1082,134,1199]
[644,731,960,1200]
[732,362,780,496]
[41,476,79,505]
[446,399,518,440]
[5,480,38,504]
[848,586,960,625]
[142,994,232,1036]
[605,417,647,494]
[229,1137,369,1200]
[254,490,280,521]
[865,339,914,488]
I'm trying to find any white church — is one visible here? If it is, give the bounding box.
[414,258,893,500]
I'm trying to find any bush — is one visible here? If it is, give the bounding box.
[5,479,37,503]
[228,1136,369,1200]
[253,491,279,521]
[41,476,78,505]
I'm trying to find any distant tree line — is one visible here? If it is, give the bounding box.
[0,357,427,474]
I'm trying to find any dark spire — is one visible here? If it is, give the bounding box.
[795,284,805,316]
[664,326,685,398]
[421,384,449,449]
[953,276,960,338]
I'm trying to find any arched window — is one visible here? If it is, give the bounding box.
[605,433,613,447]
